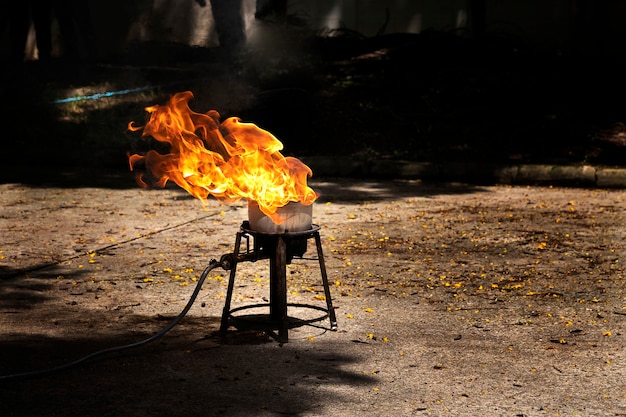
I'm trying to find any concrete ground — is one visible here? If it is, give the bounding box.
[0,172,625,416]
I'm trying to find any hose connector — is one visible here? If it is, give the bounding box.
[218,253,237,270]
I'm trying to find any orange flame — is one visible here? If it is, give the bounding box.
[128,91,317,223]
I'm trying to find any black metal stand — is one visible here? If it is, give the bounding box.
[219,221,338,342]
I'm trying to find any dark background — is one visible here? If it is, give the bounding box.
[1,0,625,180]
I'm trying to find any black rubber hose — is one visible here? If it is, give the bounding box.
[0,258,223,382]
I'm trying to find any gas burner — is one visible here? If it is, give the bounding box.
[218,221,338,342]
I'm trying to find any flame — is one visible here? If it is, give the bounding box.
[127,91,317,224]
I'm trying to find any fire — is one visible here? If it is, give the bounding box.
[128,91,317,223]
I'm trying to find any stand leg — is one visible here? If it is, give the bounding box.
[270,236,288,342]
[220,231,242,334]
[314,232,338,330]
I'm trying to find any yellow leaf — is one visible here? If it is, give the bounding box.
[364,308,374,313]
[143,277,154,282]
[603,331,612,337]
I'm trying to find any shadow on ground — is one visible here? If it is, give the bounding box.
[1,310,373,417]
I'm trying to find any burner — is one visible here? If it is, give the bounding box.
[219,221,338,342]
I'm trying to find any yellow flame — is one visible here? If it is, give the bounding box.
[128,91,317,223]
